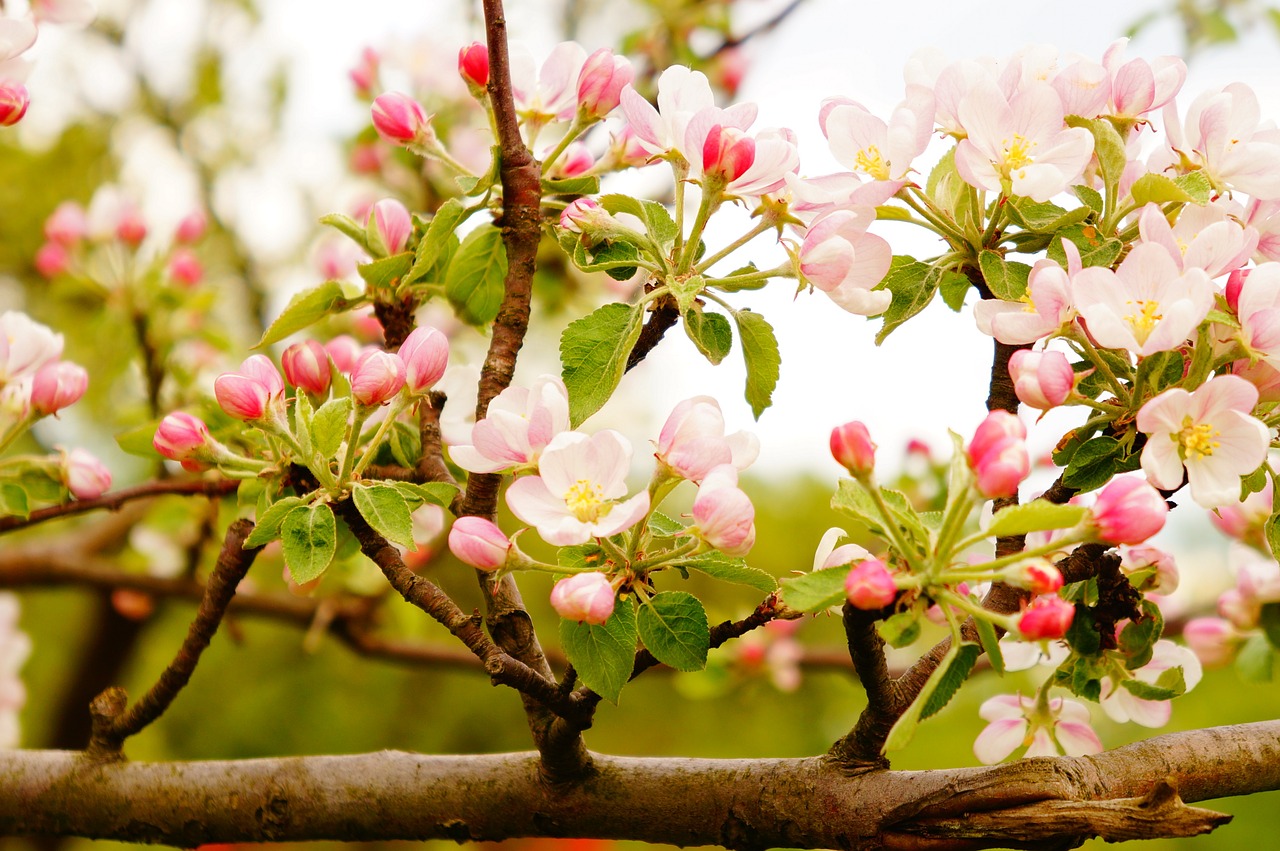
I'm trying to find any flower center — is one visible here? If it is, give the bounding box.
[1123,299,1164,345]
[1019,292,1039,314]
[1176,417,1220,460]
[1003,134,1037,170]
[564,478,611,523]
[855,145,891,181]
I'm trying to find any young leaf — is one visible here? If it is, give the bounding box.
[921,643,982,719]
[780,566,848,612]
[648,512,686,538]
[352,483,416,549]
[357,252,414,289]
[599,193,678,246]
[310,397,353,459]
[319,212,370,250]
[975,617,1004,675]
[557,544,609,571]
[115,420,160,458]
[406,198,466,285]
[733,309,780,419]
[542,175,601,196]
[637,591,710,672]
[0,483,29,519]
[1236,633,1274,682]
[560,600,637,704]
[883,641,958,752]
[876,257,968,343]
[280,503,337,584]
[445,223,507,325]
[1061,435,1123,492]
[390,481,458,510]
[985,502,1088,538]
[977,250,1031,300]
[257,281,352,347]
[1129,173,1196,206]
[389,421,422,468]
[683,306,733,365]
[679,553,778,593]
[560,302,645,427]
[879,610,922,648]
[245,496,307,548]
[1048,224,1123,269]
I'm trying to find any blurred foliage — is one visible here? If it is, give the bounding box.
[1129,0,1280,52]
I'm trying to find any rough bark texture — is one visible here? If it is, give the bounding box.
[1,721,1277,848]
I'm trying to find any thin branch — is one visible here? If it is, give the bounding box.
[828,604,897,769]
[707,0,807,55]
[625,291,680,373]
[0,478,238,535]
[87,518,262,757]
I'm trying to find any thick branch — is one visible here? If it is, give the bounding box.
[2,722,1278,847]
[828,604,897,769]
[0,478,238,535]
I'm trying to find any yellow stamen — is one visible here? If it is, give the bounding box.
[854,145,891,181]
[564,479,611,523]
[1003,134,1038,170]
[1175,416,1220,461]
[1122,299,1163,345]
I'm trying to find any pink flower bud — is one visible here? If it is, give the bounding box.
[115,204,147,246]
[830,420,876,477]
[30,360,87,415]
[692,469,756,557]
[1121,545,1179,594]
[34,243,69,278]
[609,125,651,168]
[350,141,386,174]
[1218,588,1258,630]
[560,197,602,234]
[845,558,898,610]
[1092,477,1168,544]
[0,81,29,127]
[1002,560,1064,595]
[153,412,210,461]
[44,202,88,246]
[174,210,207,244]
[239,354,285,397]
[371,91,432,147]
[282,340,331,396]
[349,47,379,96]
[214,373,270,420]
[972,435,1030,498]
[550,571,616,624]
[458,42,489,89]
[1226,268,1248,313]
[1183,617,1236,667]
[577,47,633,119]
[325,335,363,373]
[448,516,510,571]
[551,141,594,178]
[350,349,406,406]
[368,198,412,256]
[62,447,112,499]
[1009,349,1073,410]
[167,248,203,287]
[967,410,1027,466]
[1018,595,1075,640]
[398,326,449,394]
[702,125,755,184]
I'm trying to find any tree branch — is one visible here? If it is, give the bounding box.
[0,478,238,535]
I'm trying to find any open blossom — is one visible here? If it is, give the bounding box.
[821,86,934,204]
[0,312,63,384]
[506,430,650,546]
[974,248,1078,345]
[1162,82,1280,199]
[621,65,756,163]
[692,465,756,557]
[1101,39,1185,121]
[511,41,587,125]
[1137,202,1256,280]
[954,80,1094,202]
[798,208,892,316]
[1072,242,1213,356]
[1101,640,1202,727]
[656,396,758,482]
[973,693,1102,764]
[450,375,570,474]
[1230,264,1280,370]
[1136,375,1269,509]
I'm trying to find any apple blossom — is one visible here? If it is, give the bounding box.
[821,86,934,203]
[29,360,87,415]
[550,571,615,625]
[174,209,207,244]
[114,204,147,246]
[450,375,570,474]
[797,208,892,316]
[691,465,756,557]
[973,693,1102,764]
[0,80,27,126]
[510,41,587,125]
[844,559,897,610]
[1091,477,1168,545]
[974,255,1075,345]
[0,312,64,384]
[458,42,488,89]
[1209,485,1271,544]
[973,436,1030,498]
[1018,595,1075,640]
[368,198,412,256]
[1101,39,1185,121]
[167,249,203,287]
[812,527,873,572]
[576,47,632,120]
[349,349,406,406]
[968,410,1027,464]
[1136,375,1270,509]
[505,430,649,546]
[1182,618,1237,667]
[1009,349,1073,410]
[830,420,876,478]
[325,335,363,373]
[0,17,37,63]
[61,448,111,500]
[448,517,511,572]
[1001,560,1064,595]
[1100,640,1202,727]
[349,47,379,97]
[398,326,449,395]
[30,0,96,27]
[44,202,87,246]
[281,340,331,396]
[621,65,736,161]
[1120,545,1179,595]
[33,243,68,278]
[153,412,211,463]
[371,91,432,147]
[656,396,758,482]
[1162,82,1280,199]
[214,373,270,421]
[1136,202,1256,280]
[548,141,593,178]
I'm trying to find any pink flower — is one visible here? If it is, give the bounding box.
[1009,349,1073,410]
[371,91,432,147]
[0,17,37,62]
[61,448,111,500]
[34,243,69,278]
[114,204,147,246]
[692,465,756,557]
[974,255,1075,345]
[30,0,95,27]
[44,202,88,246]
[214,373,270,421]
[450,375,570,474]
[560,197,609,235]
[1162,83,1280,199]
[576,47,632,120]
[1091,476,1168,544]
[550,571,615,624]
[368,198,412,256]
[702,125,755,185]
[1209,486,1271,544]
[349,349,406,406]
[1001,560,1064,595]
[821,86,934,201]
[1101,640,1201,727]
[174,209,207,244]
[325,335,363,373]
[349,47,379,96]
[510,41,587,124]
[1120,545,1179,594]
[30,361,87,415]
[505,430,650,546]
[973,437,1030,498]
[656,396,758,482]
[973,693,1102,764]
[397,326,449,395]
[1137,202,1256,280]
[1018,595,1075,640]
[798,208,892,316]
[1101,39,1185,121]
[1136,375,1269,509]
[968,410,1027,463]
[153,412,210,463]
[830,420,876,478]
[1182,617,1236,667]
[1072,243,1213,356]
[0,311,63,384]
[844,558,898,610]
[448,517,511,571]
[811,527,872,571]
[547,141,594,178]
[281,340,331,396]
[0,81,28,127]
[167,248,203,287]
[621,65,734,160]
[458,42,489,89]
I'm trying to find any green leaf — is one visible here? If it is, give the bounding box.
[1175,171,1211,205]
[280,503,337,584]
[939,272,970,311]
[1266,511,1280,564]
[921,643,981,719]
[389,421,422,468]
[647,512,685,538]
[876,258,968,343]
[1061,435,1123,492]
[711,263,768,293]
[832,480,928,554]
[679,553,777,594]
[975,617,1004,675]
[319,212,370,251]
[0,483,29,518]
[445,223,507,325]
[390,481,457,509]
[599,194,678,246]
[557,544,609,571]
[310,397,352,459]
[357,252,413,289]
[572,239,642,280]
[1129,173,1195,206]
[1073,185,1104,215]
[683,306,732,365]
[1066,116,1126,198]
[560,302,644,427]
[257,281,352,347]
[780,566,848,612]
[977,250,1031,300]
[1006,198,1091,233]
[1065,604,1100,656]
[1120,666,1186,701]
[292,391,314,461]
[542,175,601,195]
[1118,605,1163,670]
[1236,633,1274,682]
[733,310,780,419]
[115,420,159,458]
[986,502,1087,538]
[1049,224,1123,269]
[1135,350,1185,396]
[1261,602,1280,650]
[406,198,466,285]
[884,641,958,752]
[879,610,922,648]
[560,599,636,704]
[245,497,306,548]
[637,591,710,672]
[352,483,416,549]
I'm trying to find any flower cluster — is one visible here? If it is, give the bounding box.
[0,593,29,749]
[0,1,95,128]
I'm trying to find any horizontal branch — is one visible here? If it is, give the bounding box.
[0,478,238,535]
[1,722,1277,848]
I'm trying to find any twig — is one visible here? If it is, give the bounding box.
[707,0,807,56]
[0,478,238,535]
[625,291,680,372]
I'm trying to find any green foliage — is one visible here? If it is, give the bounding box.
[733,309,780,419]
[876,256,969,343]
[780,566,848,612]
[560,600,637,704]
[352,483,416,549]
[445,223,507,325]
[560,302,645,426]
[280,503,337,584]
[677,553,777,594]
[985,502,1087,538]
[977,250,1031,300]
[683,306,733,365]
[637,591,710,671]
[310,398,352,459]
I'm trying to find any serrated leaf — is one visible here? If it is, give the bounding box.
[1049,224,1123,269]
[921,643,981,719]
[557,544,609,571]
[884,641,959,752]
[358,252,414,289]
[1129,173,1195,206]
[599,194,678,246]
[1174,171,1211,205]
[389,421,422,468]
[637,591,710,671]
[542,175,601,195]
[1061,435,1123,492]
[1119,607,1162,670]
[1065,604,1100,656]
[733,310,780,419]
[572,239,642,279]
[390,481,457,509]
[445,223,507,325]
[1073,185,1104,214]
[1006,198,1092,233]
[1120,666,1185,701]
[560,302,644,427]
[876,258,968,343]
[1236,633,1274,682]
[245,497,306,548]
[940,272,970,311]
[986,502,1087,538]
[352,483,416,549]
[780,566,848,612]
[1135,350,1186,396]
[258,281,352,347]
[978,250,1031,300]
[319,212,370,250]
[406,199,466,285]
[280,503,337,584]
[648,512,686,538]
[680,553,777,593]
[683,307,732,365]
[832,479,929,554]
[310,397,352,459]
[560,599,636,704]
